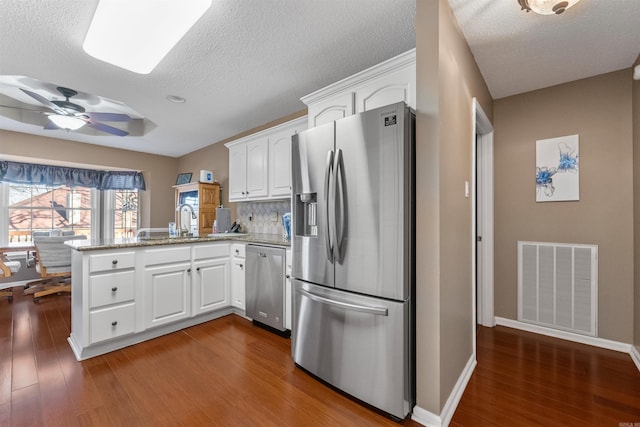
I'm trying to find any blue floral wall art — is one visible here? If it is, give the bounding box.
[535,134,579,202]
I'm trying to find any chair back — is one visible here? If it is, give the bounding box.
[33,235,87,278]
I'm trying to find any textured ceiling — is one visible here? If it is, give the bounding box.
[0,1,638,158]
[448,0,640,99]
[0,0,416,157]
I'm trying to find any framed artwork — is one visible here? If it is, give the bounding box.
[536,134,579,202]
[176,172,192,185]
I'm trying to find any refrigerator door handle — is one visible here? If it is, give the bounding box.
[324,150,335,263]
[334,148,346,263]
[299,287,389,316]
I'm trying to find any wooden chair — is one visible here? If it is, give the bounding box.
[25,235,86,302]
[0,256,21,303]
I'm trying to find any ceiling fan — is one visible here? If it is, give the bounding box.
[13,86,132,136]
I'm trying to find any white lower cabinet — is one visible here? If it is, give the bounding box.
[85,249,137,345]
[143,246,192,329]
[68,240,288,361]
[193,256,230,315]
[285,248,292,330]
[144,244,230,328]
[90,303,135,344]
[230,243,246,311]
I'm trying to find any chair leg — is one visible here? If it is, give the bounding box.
[0,288,13,303]
[33,283,71,301]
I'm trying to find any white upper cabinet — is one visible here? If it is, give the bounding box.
[226,116,307,202]
[301,49,415,129]
[246,138,269,199]
[228,138,267,201]
[228,144,247,200]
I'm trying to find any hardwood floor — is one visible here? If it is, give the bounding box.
[0,289,420,426]
[1,289,639,426]
[451,326,640,426]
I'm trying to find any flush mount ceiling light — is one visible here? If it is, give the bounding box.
[518,0,582,15]
[83,0,212,74]
[48,114,86,130]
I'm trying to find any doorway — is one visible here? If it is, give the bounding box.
[472,98,495,328]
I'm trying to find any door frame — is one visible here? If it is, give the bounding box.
[471,98,495,330]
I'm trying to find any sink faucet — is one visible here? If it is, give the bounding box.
[176,203,196,236]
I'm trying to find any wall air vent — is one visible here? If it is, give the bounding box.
[518,241,598,336]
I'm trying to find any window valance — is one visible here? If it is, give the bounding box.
[0,161,146,190]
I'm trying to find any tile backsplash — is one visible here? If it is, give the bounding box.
[236,200,291,235]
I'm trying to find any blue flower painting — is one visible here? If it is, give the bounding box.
[536,135,579,202]
[536,166,557,197]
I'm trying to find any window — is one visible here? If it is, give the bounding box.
[5,183,95,243]
[113,189,138,238]
[0,184,139,244]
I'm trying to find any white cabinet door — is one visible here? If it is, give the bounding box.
[307,92,355,128]
[144,261,191,328]
[269,129,293,197]
[246,138,269,199]
[193,258,230,315]
[355,63,416,112]
[228,144,247,201]
[285,249,292,330]
[231,257,245,310]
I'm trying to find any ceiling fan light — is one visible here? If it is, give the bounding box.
[519,0,582,15]
[49,115,86,130]
[83,0,212,74]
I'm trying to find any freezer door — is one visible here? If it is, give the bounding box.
[291,122,336,287]
[334,102,412,300]
[292,280,412,419]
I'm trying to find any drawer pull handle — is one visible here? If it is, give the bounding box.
[111,287,118,292]
[286,274,290,279]
[196,267,201,272]
[239,264,243,269]
[187,268,192,273]
[111,321,118,326]
[112,260,118,265]
[235,249,239,255]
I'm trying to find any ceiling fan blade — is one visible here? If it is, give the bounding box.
[87,112,132,122]
[87,121,129,137]
[19,88,67,115]
[44,121,61,130]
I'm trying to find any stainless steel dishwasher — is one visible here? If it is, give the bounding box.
[246,244,286,332]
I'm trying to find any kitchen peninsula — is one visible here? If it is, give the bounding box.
[66,234,289,361]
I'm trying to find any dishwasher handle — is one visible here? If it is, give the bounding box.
[299,288,388,316]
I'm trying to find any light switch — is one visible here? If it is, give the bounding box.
[465,181,470,198]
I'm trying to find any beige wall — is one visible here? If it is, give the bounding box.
[634,74,640,352]
[494,70,634,343]
[415,0,493,414]
[176,109,306,222]
[0,130,178,228]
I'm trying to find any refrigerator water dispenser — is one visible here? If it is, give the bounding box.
[295,193,317,236]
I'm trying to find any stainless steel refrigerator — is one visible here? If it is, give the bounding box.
[291,101,415,420]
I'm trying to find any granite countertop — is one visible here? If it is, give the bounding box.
[66,233,291,251]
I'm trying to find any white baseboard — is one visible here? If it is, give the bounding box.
[411,354,476,427]
[631,345,640,373]
[494,317,631,353]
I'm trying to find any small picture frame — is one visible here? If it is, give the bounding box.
[176,173,192,185]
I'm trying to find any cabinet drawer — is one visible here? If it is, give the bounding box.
[90,303,135,344]
[90,251,136,273]
[231,243,245,258]
[194,243,229,260]
[90,271,135,309]
[144,246,191,266]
